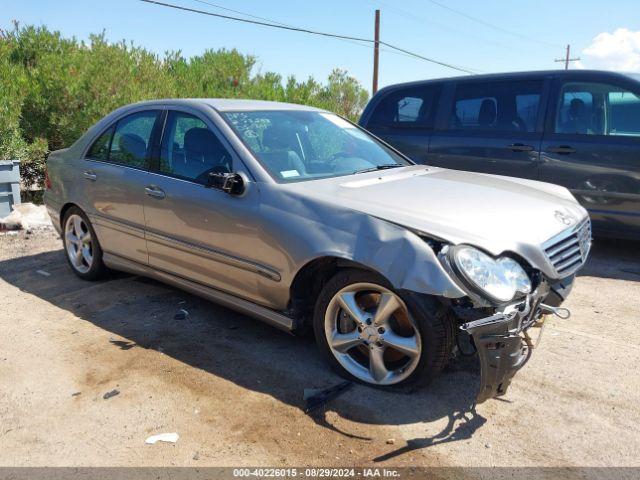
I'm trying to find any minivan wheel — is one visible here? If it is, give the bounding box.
[62,207,106,280]
[313,269,451,389]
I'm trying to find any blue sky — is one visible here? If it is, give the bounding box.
[3,0,640,92]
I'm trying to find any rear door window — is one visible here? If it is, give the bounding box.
[109,111,159,168]
[555,82,640,136]
[450,80,543,133]
[86,126,114,161]
[368,85,441,128]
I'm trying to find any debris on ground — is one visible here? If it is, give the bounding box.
[36,270,51,277]
[71,392,81,397]
[102,389,120,400]
[386,438,396,445]
[174,309,189,320]
[303,381,353,414]
[145,432,179,444]
[0,203,52,231]
[109,338,136,350]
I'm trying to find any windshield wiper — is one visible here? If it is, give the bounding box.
[353,164,404,175]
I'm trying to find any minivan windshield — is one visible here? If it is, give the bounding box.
[223,110,411,182]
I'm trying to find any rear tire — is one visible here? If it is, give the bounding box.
[62,207,107,280]
[313,268,452,389]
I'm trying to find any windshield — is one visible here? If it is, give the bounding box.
[223,110,411,182]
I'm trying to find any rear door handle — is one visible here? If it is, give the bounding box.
[507,143,534,152]
[546,145,576,155]
[83,171,97,181]
[144,186,166,199]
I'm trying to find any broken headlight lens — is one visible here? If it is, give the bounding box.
[451,245,531,303]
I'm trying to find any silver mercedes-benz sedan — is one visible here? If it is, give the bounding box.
[44,99,591,402]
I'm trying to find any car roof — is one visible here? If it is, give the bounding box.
[125,98,325,113]
[377,69,640,92]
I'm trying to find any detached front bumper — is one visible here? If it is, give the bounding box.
[461,288,570,404]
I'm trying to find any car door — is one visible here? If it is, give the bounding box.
[360,83,442,164]
[81,110,160,265]
[539,75,640,237]
[142,108,270,305]
[427,77,548,179]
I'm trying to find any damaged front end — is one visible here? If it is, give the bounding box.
[459,285,571,403]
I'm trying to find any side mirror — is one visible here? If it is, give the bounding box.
[207,171,245,195]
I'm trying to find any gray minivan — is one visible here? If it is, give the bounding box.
[360,70,640,239]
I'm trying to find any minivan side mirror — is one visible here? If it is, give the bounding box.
[207,171,244,195]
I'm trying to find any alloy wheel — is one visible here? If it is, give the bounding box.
[65,214,94,274]
[324,282,421,385]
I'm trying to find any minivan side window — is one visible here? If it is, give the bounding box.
[368,85,441,128]
[159,111,232,184]
[555,82,640,137]
[450,80,543,133]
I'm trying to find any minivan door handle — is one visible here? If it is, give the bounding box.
[144,185,166,199]
[546,145,576,155]
[83,170,97,181]
[507,143,534,152]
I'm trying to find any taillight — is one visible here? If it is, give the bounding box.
[44,168,52,189]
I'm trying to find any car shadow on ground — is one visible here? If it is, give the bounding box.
[2,249,484,459]
[578,237,640,282]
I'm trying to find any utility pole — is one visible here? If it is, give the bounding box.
[372,9,380,94]
[555,44,580,70]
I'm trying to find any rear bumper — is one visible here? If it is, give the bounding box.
[43,193,62,235]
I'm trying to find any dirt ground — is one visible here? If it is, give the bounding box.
[1,228,639,469]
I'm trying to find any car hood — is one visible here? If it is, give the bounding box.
[284,165,588,262]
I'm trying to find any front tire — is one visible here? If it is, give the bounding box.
[313,269,452,389]
[62,207,107,280]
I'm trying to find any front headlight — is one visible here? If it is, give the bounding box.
[451,245,532,303]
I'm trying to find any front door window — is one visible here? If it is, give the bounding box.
[555,82,640,137]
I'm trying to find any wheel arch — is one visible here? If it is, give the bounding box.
[59,202,82,230]
[289,255,391,329]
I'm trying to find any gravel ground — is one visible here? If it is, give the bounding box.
[1,228,639,469]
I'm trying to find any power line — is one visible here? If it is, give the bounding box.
[138,0,477,74]
[190,0,423,62]
[424,0,561,48]
[362,0,527,53]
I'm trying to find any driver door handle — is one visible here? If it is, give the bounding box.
[83,170,97,181]
[144,185,166,199]
[507,143,534,152]
[546,145,576,155]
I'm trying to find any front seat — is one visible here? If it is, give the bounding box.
[478,99,497,128]
[261,125,307,177]
[561,98,590,134]
[182,127,230,179]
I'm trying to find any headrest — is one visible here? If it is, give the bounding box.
[118,133,146,159]
[262,124,296,150]
[184,127,217,154]
[478,99,496,126]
